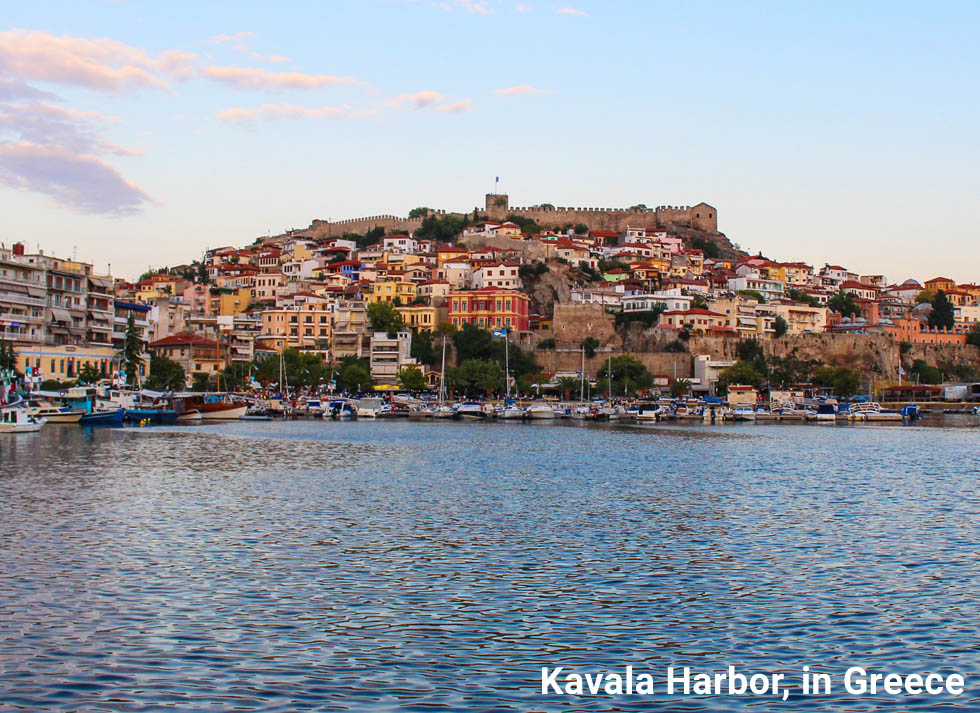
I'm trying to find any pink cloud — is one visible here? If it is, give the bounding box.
[557,7,588,16]
[0,29,195,92]
[216,104,350,122]
[389,90,445,109]
[495,84,553,95]
[435,99,473,113]
[207,32,289,65]
[0,141,152,215]
[202,65,358,90]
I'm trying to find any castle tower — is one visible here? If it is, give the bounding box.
[485,193,509,219]
[691,202,718,232]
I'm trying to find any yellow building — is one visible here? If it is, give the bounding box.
[436,248,468,268]
[397,304,447,332]
[16,343,139,382]
[773,302,828,335]
[216,287,253,317]
[367,280,417,305]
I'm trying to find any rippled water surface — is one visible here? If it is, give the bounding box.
[1,420,979,711]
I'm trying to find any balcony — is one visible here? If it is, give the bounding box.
[0,311,44,324]
[0,291,47,308]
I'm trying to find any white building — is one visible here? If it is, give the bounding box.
[472,262,521,290]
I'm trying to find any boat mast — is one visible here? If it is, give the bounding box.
[580,345,585,402]
[215,330,221,392]
[439,334,446,406]
[607,355,611,400]
[504,330,510,400]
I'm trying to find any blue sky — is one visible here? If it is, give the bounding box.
[0,0,977,281]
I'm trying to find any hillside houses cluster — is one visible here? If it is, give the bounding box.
[1,217,978,389]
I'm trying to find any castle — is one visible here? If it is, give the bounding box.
[300,194,718,239]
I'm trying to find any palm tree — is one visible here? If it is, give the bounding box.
[555,376,580,401]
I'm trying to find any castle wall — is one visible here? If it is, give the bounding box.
[484,194,717,233]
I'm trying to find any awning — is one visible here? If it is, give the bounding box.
[49,326,69,335]
[68,327,85,336]
[50,308,72,322]
[88,277,114,289]
[27,286,46,298]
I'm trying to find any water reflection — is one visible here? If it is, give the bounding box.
[1,421,978,711]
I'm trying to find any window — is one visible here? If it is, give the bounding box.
[505,299,512,311]
[496,300,502,310]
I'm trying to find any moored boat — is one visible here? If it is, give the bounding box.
[0,403,46,433]
[454,401,487,420]
[26,399,84,424]
[524,402,556,420]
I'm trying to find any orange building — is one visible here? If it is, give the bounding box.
[448,288,529,332]
[882,317,967,345]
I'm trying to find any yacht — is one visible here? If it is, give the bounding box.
[355,397,387,419]
[524,402,556,420]
[635,404,662,422]
[454,402,487,420]
[26,400,84,424]
[811,402,838,422]
[497,400,524,420]
[731,404,757,421]
[847,402,903,422]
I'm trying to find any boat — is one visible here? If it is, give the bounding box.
[731,404,757,422]
[327,399,357,419]
[847,402,904,422]
[355,397,387,419]
[0,403,46,433]
[196,394,248,420]
[454,402,487,420]
[569,404,593,420]
[26,399,84,424]
[635,404,662,422]
[811,402,838,422]
[80,407,126,425]
[524,402,556,420]
[594,404,624,421]
[432,404,455,419]
[497,400,524,420]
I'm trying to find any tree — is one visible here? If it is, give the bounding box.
[536,338,556,350]
[832,367,861,398]
[408,207,430,219]
[671,378,692,397]
[504,214,542,236]
[691,235,721,259]
[910,359,943,385]
[737,289,766,304]
[717,361,764,395]
[773,315,789,338]
[828,291,861,319]
[367,301,405,334]
[413,214,468,243]
[145,356,186,390]
[191,373,212,391]
[928,290,955,330]
[691,294,710,309]
[256,349,325,389]
[788,289,820,307]
[596,355,654,396]
[574,223,589,234]
[614,304,665,329]
[453,322,494,364]
[410,329,436,366]
[219,361,250,392]
[967,324,980,348]
[339,363,371,393]
[452,359,503,395]
[737,339,766,364]
[664,340,687,353]
[0,339,17,375]
[767,356,813,389]
[580,336,600,359]
[123,312,143,387]
[915,289,936,305]
[555,376,580,400]
[79,367,101,387]
[397,365,427,391]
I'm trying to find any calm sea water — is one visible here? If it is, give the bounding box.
[1,419,979,712]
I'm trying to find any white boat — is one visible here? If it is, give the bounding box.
[0,404,46,433]
[569,405,593,420]
[731,405,757,421]
[847,402,903,422]
[811,402,838,422]
[454,402,487,420]
[356,397,386,419]
[432,404,455,419]
[176,409,203,422]
[635,404,661,421]
[497,403,524,420]
[524,402,556,420]
[594,405,624,421]
[26,400,85,424]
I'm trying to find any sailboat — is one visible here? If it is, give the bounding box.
[433,332,454,418]
[498,330,523,420]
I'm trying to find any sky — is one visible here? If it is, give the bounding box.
[0,0,977,282]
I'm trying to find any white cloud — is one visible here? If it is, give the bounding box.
[557,7,588,16]
[389,90,445,109]
[515,4,532,12]
[207,32,289,64]
[436,0,492,13]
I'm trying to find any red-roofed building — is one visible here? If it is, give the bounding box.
[448,287,529,332]
[659,307,728,331]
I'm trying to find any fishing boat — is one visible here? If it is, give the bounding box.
[327,399,357,419]
[80,407,126,424]
[196,394,248,420]
[0,403,46,433]
[454,401,486,420]
[35,387,126,425]
[26,399,84,424]
[524,401,556,420]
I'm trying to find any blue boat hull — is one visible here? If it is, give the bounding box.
[80,408,126,425]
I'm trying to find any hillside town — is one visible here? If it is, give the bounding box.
[2,195,978,403]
